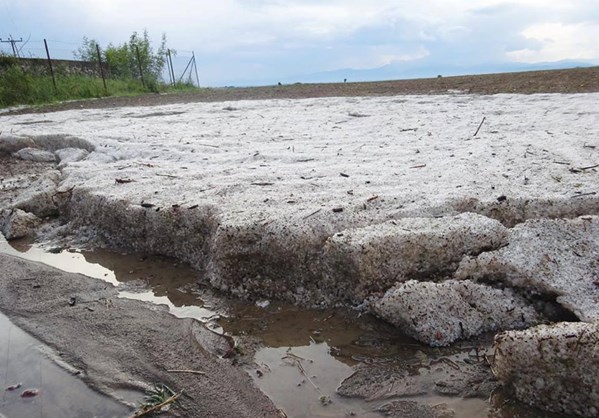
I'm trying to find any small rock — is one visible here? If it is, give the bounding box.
[0,209,42,240]
[255,300,270,308]
[13,147,56,163]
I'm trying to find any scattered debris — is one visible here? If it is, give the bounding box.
[115,178,135,184]
[5,383,22,391]
[130,383,181,418]
[20,388,39,398]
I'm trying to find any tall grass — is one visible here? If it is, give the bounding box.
[0,64,197,108]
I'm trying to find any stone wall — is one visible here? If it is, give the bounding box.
[0,57,108,77]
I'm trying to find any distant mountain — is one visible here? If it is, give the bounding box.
[221,59,595,87]
[283,59,595,85]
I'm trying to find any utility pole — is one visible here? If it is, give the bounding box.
[0,35,23,58]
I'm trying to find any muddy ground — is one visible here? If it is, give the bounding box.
[4,66,599,116]
[0,253,281,417]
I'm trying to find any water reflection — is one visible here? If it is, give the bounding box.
[0,312,130,418]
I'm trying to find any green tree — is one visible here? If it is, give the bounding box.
[74,30,168,87]
[73,36,99,62]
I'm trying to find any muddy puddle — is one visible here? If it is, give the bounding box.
[0,238,559,418]
[0,312,130,418]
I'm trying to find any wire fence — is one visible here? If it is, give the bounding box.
[0,37,200,88]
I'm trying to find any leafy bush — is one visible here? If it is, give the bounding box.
[75,30,167,84]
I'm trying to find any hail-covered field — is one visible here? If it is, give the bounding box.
[2,93,599,318]
[2,92,599,416]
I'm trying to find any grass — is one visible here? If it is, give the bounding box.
[0,64,197,108]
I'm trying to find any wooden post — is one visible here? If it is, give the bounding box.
[96,43,107,92]
[43,39,57,92]
[135,45,145,88]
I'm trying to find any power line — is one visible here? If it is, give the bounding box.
[0,34,23,58]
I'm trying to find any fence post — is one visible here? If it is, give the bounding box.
[95,43,107,93]
[165,50,173,86]
[167,49,175,87]
[43,39,57,92]
[134,45,145,88]
[192,51,200,87]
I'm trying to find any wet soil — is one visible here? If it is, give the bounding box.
[3,66,598,116]
[0,249,281,418]
[0,238,565,418]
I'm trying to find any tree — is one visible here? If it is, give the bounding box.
[74,30,168,86]
[73,36,98,62]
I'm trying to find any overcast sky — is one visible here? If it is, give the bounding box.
[1,0,598,86]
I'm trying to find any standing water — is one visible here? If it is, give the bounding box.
[0,237,560,418]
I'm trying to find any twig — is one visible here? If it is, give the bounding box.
[571,192,597,198]
[303,208,321,220]
[155,173,179,178]
[251,182,274,186]
[410,164,426,169]
[282,355,321,394]
[130,391,183,418]
[115,178,135,184]
[473,116,486,137]
[578,164,599,171]
[167,369,206,375]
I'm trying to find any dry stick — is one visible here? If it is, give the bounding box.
[167,369,206,375]
[130,391,183,418]
[473,116,486,137]
[579,164,599,171]
[303,208,321,220]
[571,192,597,198]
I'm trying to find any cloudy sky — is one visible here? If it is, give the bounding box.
[1,0,598,86]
